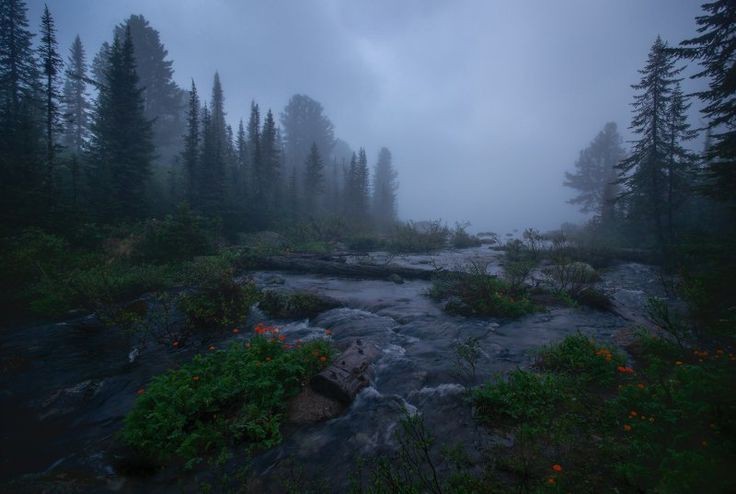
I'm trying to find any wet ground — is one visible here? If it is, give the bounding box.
[0,246,668,492]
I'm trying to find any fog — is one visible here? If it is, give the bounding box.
[33,0,705,233]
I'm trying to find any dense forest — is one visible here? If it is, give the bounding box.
[1,1,735,493]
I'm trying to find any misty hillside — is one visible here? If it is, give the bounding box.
[1,1,735,493]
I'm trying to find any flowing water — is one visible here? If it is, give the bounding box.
[0,246,667,492]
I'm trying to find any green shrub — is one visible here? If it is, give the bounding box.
[430,262,536,318]
[346,235,385,252]
[535,334,624,385]
[136,205,214,263]
[451,222,482,249]
[178,256,260,331]
[122,332,333,467]
[473,370,573,426]
[388,220,449,253]
[259,290,340,319]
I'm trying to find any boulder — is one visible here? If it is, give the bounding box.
[310,339,379,403]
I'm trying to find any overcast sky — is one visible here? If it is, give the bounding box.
[30,0,707,234]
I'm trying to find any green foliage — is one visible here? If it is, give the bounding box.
[178,255,260,331]
[259,290,339,320]
[122,334,333,467]
[388,220,449,253]
[135,205,214,263]
[535,334,624,385]
[430,262,536,318]
[450,222,481,249]
[470,332,736,492]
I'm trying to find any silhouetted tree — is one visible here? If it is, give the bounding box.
[0,0,43,227]
[303,142,324,216]
[617,36,682,248]
[280,94,334,175]
[38,4,62,194]
[115,15,184,164]
[372,147,398,230]
[62,35,89,154]
[87,26,154,220]
[678,0,736,204]
[565,122,625,224]
[182,79,199,205]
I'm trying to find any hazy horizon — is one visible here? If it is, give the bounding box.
[31,0,707,234]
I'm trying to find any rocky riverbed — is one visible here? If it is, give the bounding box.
[0,246,669,492]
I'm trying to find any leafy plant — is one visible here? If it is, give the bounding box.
[122,328,333,467]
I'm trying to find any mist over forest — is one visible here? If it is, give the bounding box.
[1,1,735,492]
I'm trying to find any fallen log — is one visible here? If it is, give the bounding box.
[311,339,380,403]
[259,255,435,281]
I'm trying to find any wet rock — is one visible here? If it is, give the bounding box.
[288,387,346,424]
[38,380,104,420]
[311,340,380,403]
[388,273,404,284]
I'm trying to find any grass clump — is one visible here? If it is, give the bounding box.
[122,326,333,468]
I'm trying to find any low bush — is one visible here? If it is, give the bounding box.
[430,262,536,318]
[451,222,482,249]
[470,333,736,492]
[388,220,449,253]
[135,205,214,263]
[122,326,333,468]
[178,255,260,332]
[259,290,340,320]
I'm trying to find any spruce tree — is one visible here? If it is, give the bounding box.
[0,0,43,226]
[236,118,247,199]
[198,72,227,216]
[372,147,398,230]
[62,35,89,154]
[247,101,261,200]
[616,36,682,248]
[182,79,199,205]
[261,108,280,217]
[678,0,736,203]
[564,122,625,224]
[664,82,697,239]
[88,26,154,220]
[355,147,370,221]
[115,15,185,164]
[280,94,334,176]
[38,4,63,191]
[303,142,324,216]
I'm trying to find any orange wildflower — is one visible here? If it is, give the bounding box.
[325,329,332,336]
[319,355,327,362]
[623,424,632,432]
[136,388,145,395]
[266,356,272,362]
[552,464,562,472]
[637,383,646,389]
[232,328,240,334]
[208,345,216,351]
[629,410,638,417]
[547,477,556,485]
[278,334,286,342]
[172,341,179,347]
[675,360,683,365]
[192,375,200,382]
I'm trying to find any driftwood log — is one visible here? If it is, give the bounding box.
[311,339,380,403]
[259,255,434,281]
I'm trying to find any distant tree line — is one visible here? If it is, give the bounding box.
[563,0,735,254]
[0,0,399,237]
